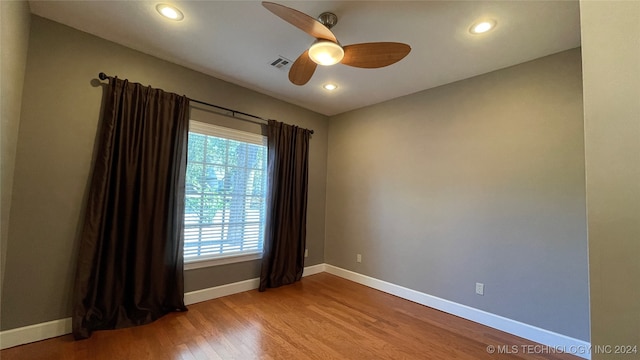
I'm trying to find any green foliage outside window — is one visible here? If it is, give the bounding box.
[185,132,265,225]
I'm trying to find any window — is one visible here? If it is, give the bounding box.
[184,121,267,268]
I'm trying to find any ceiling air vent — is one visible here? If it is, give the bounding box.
[269,56,292,70]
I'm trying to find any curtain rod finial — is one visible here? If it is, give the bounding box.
[98,72,108,80]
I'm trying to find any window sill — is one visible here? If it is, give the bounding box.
[184,252,263,270]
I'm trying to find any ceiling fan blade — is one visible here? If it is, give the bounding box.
[289,50,317,85]
[262,2,337,42]
[341,42,411,68]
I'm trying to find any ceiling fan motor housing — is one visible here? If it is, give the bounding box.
[318,12,338,29]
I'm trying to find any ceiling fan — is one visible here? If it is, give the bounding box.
[262,1,411,86]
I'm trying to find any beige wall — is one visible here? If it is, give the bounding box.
[0,0,31,307]
[0,16,328,330]
[326,48,590,340]
[580,1,640,358]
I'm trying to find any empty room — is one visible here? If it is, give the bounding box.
[1,1,638,359]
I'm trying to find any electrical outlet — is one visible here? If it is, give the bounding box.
[356,254,362,263]
[304,249,308,258]
[475,282,484,296]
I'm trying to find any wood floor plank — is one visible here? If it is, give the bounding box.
[1,273,583,359]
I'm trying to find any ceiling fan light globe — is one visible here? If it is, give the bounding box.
[308,41,344,66]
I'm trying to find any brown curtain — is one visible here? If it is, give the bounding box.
[72,78,189,339]
[259,120,311,291]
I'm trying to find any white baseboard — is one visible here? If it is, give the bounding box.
[324,264,591,360]
[302,263,326,276]
[185,263,325,305]
[0,263,326,350]
[0,318,72,350]
[184,277,260,305]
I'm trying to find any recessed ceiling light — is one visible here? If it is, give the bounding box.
[323,83,338,91]
[470,20,496,34]
[156,4,184,21]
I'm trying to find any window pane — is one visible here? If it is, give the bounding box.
[205,136,227,164]
[187,133,205,162]
[249,144,265,169]
[185,122,267,263]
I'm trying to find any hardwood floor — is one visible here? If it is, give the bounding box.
[1,273,582,360]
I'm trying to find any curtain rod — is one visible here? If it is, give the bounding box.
[97,72,314,134]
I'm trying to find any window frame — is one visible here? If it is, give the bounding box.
[183,120,268,269]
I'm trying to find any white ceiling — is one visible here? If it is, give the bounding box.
[28,1,581,116]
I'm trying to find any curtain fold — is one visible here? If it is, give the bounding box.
[259,120,311,291]
[72,78,189,339]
